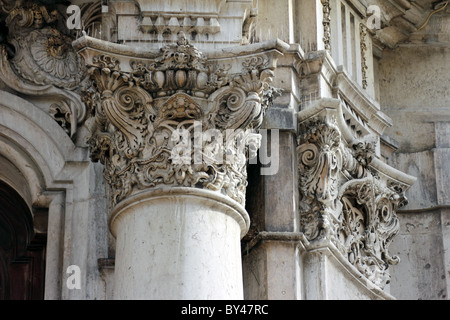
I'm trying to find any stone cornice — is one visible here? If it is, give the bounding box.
[296,50,392,137]
[357,0,450,48]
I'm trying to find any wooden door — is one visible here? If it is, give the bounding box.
[0,180,46,300]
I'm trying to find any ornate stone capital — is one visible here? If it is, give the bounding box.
[297,100,415,289]
[79,33,278,207]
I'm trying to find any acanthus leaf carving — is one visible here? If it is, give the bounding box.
[298,119,342,207]
[298,117,408,289]
[334,176,403,288]
[83,34,277,207]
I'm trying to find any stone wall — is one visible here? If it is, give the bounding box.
[379,45,450,299]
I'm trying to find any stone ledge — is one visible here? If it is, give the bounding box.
[262,108,297,132]
[241,231,396,300]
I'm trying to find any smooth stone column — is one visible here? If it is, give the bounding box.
[109,187,249,300]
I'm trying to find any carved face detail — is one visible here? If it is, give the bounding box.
[174,52,189,66]
[46,30,68,59]
[17,27,85,87]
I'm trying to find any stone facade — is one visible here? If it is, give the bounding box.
[0,0,448,300]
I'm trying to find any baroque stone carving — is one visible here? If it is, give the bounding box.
[321,0,331,51]
[360,23,369,90]
[298,117,407,289]
[127,32,228,99]
[0,2,88,138]
[84,33,277,207]
[5,4,85,90]
[298,119,342,208]
[335,177,405,288]
[49,101,72,135]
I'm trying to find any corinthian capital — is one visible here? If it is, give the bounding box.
[79,33,278,207]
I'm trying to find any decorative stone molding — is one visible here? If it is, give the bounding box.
[140,14,221,36]
[359,24,369,90]
[78,33,279,207]
[135,0,222,35]
[0,2,88,138]
[297,99,415,289]
[5,4,85,90]
[321,0,332,51]
[111,0,254,49]
[335,176,405,287]
[295,50,393,138]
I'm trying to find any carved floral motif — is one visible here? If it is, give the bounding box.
[298,117,407,289]
[5,4,85,89]
[298,120,342,207]
[11,27,84,89]
[85,34,277,207]
[0,2,88,139]
[334,177,404,288]
[360,24,369,90]
[321,0,331,51]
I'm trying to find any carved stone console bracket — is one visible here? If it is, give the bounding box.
[297,98,416,289]
[74,33,282,214]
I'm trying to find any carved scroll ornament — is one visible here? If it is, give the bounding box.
[298,118,408,289]
[0,3,88,138]
[84,34,277,207]
[5,4,86,89]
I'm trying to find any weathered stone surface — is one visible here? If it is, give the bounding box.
[390,211,448,300]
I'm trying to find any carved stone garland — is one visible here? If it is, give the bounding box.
[85,34,276,207]
[321,0,332,51]
[298,118,408,289]
[360,23,369,90]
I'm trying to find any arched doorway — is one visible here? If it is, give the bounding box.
[0,180,46,300]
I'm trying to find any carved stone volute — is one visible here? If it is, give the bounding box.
[297,102,414,290]
[79,33,279,207]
